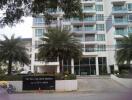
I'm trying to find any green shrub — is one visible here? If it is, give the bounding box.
[0,73,76,81]
[0,75,23,81]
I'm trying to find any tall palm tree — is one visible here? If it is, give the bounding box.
[0,35,30,75]
[116,34,132,73]
[38,27,82,73]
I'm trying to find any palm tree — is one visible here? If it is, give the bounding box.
[116,34,132,73]
[38,27,82,73]
[0,35,30,75]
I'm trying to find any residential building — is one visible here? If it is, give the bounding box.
[31,0,132,75]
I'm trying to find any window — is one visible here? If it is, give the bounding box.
[97,45,106,51]
[85,34,95,41]
[35,53,38,61]
[128,14,132,22]
[33,17,44,25]
[96,14,104,21]
[128,3,132,11]
[96,5,103,11]
[35,29,44,37]
[98,57,107,75]
[97,34,105,41]
[96,24,104,31]
[35,40,43,49]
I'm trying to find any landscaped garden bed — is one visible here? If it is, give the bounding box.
[0,74,77,92]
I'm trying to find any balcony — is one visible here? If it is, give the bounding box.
[84,27,96,33]
[111,0,126,4]
[82,48,97,55]
[83,17,96,24]
[83,8,96,14]
[73,28,83,34]
[71,17,96,25]
[112,7,128,14]
[128,28,132,34]
[113,19,128,26]
[34,58,59,66]
[114,30,128,35]
[81,0,95,4]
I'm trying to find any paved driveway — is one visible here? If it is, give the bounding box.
[77,76,128,92]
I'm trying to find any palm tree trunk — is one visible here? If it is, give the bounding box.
[59,57,64,73]
[8,59,12,75]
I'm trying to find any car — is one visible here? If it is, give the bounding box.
[20,70,32,75]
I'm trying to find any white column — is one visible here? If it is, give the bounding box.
[107,65,111,74]
[57,65,60,73]
[57,57,60,73]
[114,64,119,71]
[71,59,74,74]
[96,57,99,75]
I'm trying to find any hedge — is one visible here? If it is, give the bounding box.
[0,74,76,81]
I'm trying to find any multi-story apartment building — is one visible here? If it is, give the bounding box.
[31,0,132,75]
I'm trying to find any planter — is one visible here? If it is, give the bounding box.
[111,75,132,89]
[56,80,77,91]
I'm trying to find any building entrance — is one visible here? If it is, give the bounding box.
[74,57,96,75]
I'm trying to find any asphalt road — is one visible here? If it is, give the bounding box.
[8,92,132,100]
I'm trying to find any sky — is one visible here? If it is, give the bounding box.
[0,17,32,39]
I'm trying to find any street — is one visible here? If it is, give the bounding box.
[9,91,132,100]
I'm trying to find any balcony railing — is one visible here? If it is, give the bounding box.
[113,19,128,24]
[83,8,95,12]
[112,7,127,12]
[73,28,83,32]
[115,30,127,35]
[128,29,132,33]
[85,48,95,52]
[84,17,95,21]
[84,27,95,31]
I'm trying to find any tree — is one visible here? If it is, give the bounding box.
[0,0,82,26]
[38,27,82,73]
[116,34,132,73]
[0,34,30,75]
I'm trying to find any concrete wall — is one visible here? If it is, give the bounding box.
[8,81,22,92]
[111,75,132,89]
[56,80,77,91]
[8,80,77,92]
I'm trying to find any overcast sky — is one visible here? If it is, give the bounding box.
[0,17,32,39]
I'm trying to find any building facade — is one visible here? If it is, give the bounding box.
[31,0,132,75]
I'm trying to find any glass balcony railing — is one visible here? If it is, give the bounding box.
[114,19,128,24]
[84,17,95,21]
[112,7,127,12]
[128,29,132,33]
[83,8,95,12]
[115,30,127,35]
[84,27,96,31]
[85,48,95,52]
[72,17,95,22]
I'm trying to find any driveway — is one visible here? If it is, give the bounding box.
[77,76,128,92]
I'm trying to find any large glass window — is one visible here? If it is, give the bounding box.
[74,57,96,75]
[96,24,105,31]
[35,29,44,37]
[98,57,107,75]
[96,5,103,11]
[33,17,44,25]
[96,14,104,21]
[97,34,105,41]
[128,3,132,11]
[85,34,95,41]
[97,45,106,51]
